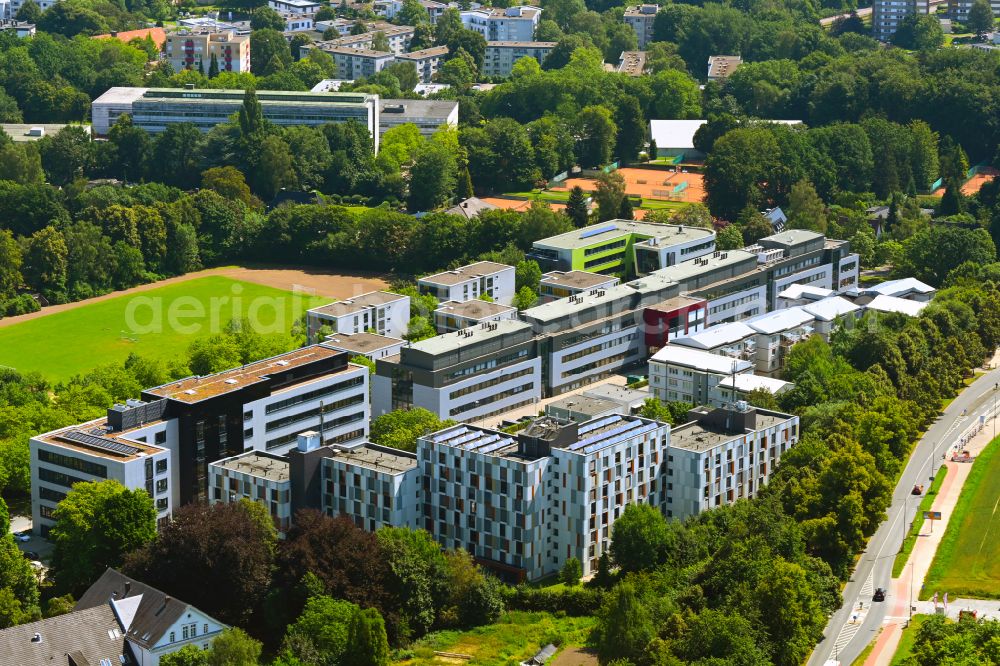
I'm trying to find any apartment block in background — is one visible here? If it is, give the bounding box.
[419,415,671,580]
[482,41,556,76]
[872,0,929,41]
[379,98,458,137]
[375,0,447,23]
[307,291,410,340]
[322,331,406,361]
[209,451,292,536]
[418,261,516,305]
[623,4,657,47]
[164,31,251,74]
[666,404,799,520]
[269,0,320,14]
[395,46,449,82]
[373,320,542,421]
[461,6,541,41]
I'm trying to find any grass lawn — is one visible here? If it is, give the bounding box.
[921,435,1000,599]
[395,611,596,666]
[890,615,931,665]
[893,466,948,577]
[0,276,327,384]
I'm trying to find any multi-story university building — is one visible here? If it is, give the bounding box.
[91,88,379,148]
[872,0,929,41]
[482,41,556,77]
[461,6,541,41]
[30,346,370,534]
[379,98,458,137]
[623,4,657,48]
[163,31,250,74]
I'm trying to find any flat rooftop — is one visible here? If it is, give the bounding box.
[540,270,619,291]
[1,124,91,142]
[485,40,556,47]
[759,229,823,247]
[396,45,449,57]
[547,394,622,416]
[309,291,406,317]
[132,88,374,105]
[533,220,713,251]
[717,374,792,393]
[212,451,289,483]
[801,296,859,322]
[648,294,706,313]
[744,308,815,335]
[582,383,649,408]
[323,443,417,475]
[38,418,168,462]
[145,345,344,403]
[650,346,753,374]
[408,319,532,355]
[379,98,458,120]
[435,300,516,320]
[671,411,789,453]
[419,261,512,287]
[651,249,756,284]
[322,332,403,353]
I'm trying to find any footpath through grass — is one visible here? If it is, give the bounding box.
[890,614,931,665]
[921,435,1000,599]
[0,276,326,383]
[395,611,595,666]
[892,466,948,577]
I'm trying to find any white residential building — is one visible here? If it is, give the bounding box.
[873,0,929,41]
[671,321,756,360]
[434,299,518,333]
[648,345,753,405]
[269,0,320,14]
[326,46,396,79]
[307,291,411,340]
[775,283,835,309]
[623,4,657,48]
[461,6,541,41]
[801,296,860,339]
[374,0,447,23]
[395,46,449,82]
[418,261,516,305]
[538,271,620,304]
[373,320,543,421]
[482,41,556,77]
[322,331,406,361]
[1,0,59,19]
[710,374,794,407]
[743,307,816,376]
[666,404,799,520]
[209,450,292,536]
[0,18,34,36]
[30,419,174,536]
[420,415,671,580]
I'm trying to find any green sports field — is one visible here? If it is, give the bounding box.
[921,436,1000,599]
[0,276,327,384]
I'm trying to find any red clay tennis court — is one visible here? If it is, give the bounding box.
[552,167,707,203]
[932,167,998,197]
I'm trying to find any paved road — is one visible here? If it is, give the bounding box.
[808,365,1000,666]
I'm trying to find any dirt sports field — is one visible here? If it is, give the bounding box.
[0,265,389,330]
[553,167,707,203]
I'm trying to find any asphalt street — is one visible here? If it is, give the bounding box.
[808,364,1000,666]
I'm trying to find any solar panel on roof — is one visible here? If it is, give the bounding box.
[569,420,640,451]
[61,430,142,457]
[583,422,658,454]
[579,224,618,240]
[578,415,621,435]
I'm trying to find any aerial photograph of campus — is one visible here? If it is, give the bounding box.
[0,0,999,663]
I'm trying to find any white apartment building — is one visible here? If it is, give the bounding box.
[395,46,449,82]
[164,31,251,74]
[648,346,753,405]
[666,404,799,520]
[373,320,543,421]
[208,450,292,536]
[538,271,620,304]
[375,0,447,23]
[623,4,657,48]
[283,14,314,31]
[482,41,556,77]
[434,300,518,333]
[325,47,396,79]
[307,291,410,340]
[30,419,174,536]
[322,331,406,361]
[461,6,540,41]
[419,415,671,580]
[0,18,34,36]
[710,374,794,407]
[800,296,860,339]
[671,321,756,359]
[949,0,1000,21]
[0,0,58,19]
[418,261,516,305]
[269,0,320,14]
[872,0,929,41]
[321,441,420,532]
[743,308,816,376]
[308,23,415,55]
[775,283,834,309]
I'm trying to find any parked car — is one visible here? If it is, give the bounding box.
[14,533,30,542]
[873,588,886,602]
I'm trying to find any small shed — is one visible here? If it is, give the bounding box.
[521,644,558,666]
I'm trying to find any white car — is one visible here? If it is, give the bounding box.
[14,532,30,542]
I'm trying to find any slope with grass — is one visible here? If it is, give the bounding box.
[395,611,595,666]
[0,276,327,383]
[921,436,1000,599]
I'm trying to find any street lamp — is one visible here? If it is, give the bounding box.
[993,383,998,440]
